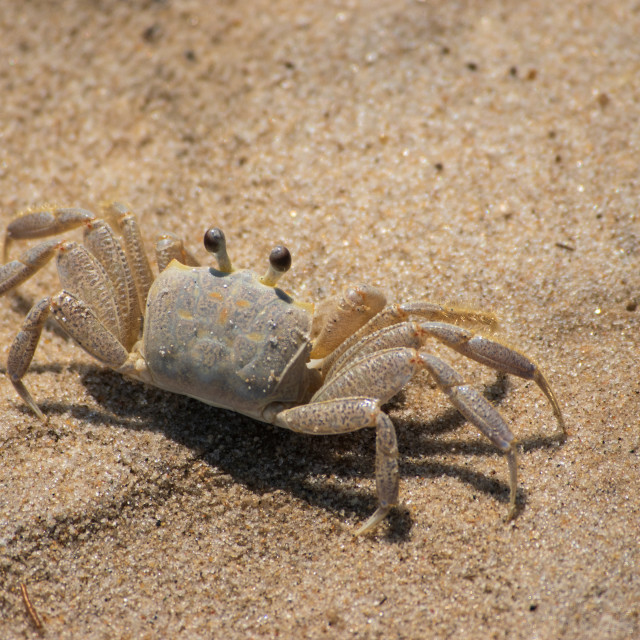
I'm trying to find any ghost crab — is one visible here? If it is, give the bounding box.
[1,204,565,533]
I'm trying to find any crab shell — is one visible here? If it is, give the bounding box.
[144,262,318,421]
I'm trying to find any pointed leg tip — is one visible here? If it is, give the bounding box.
[533,371,567,440]
[11,379,47,423]
[556,413,568,440]
[354,506,391,536]
[29,403,47,424]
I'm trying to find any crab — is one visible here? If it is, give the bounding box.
[1,203,565,533]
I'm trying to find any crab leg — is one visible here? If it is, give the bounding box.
[418,322,565,437]
[324,320,565,438]
[3,207,95,261]
[323,322,424,381]
[270,397,399,534]
[1,204,159,420]
[0,240,61,296]
[314,347,418,405]
[310,284,387,359]
[83,220,142,350]
[319,299,498,374]
[7,297,52,421]
[1,205,153,347]
[56,242,122,343]
[104,203,154,313]
[50,292,129,367]
[419,353,519,518]
[155,232,200,272]
[312,347,520,523]
[0,237,125,344]
[7,291,129,421]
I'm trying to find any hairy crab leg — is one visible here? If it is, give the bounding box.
[319,299,498,376]
[324,322,424,382]
[56,241,122,343]
[155,232,200,272]
[83,219,141,350]
[0,240,61,296]
[311,346,521,524]
[104,203,154,313]
[309,284,387,359]
[267,397,399,535]
[3,207,94,262]
[7,297,52,421]
[419,353,519,518]
[417,322,565,437]
[6,291,129,421]
[323,320,564,439]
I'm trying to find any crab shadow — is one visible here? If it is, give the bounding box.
[12,364,564,541]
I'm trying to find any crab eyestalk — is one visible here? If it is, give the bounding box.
[204,227,233,273]
[260,245,291,287]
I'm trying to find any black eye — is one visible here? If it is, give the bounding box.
[204,227,225,254]
[261,244,292,286]
[269,245,291,273]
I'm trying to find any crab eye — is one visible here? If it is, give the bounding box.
[261,244,291,287]
[269,245,291,274]
[204,227,225,253]
[204,227,233,272]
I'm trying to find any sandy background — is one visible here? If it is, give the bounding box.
[0,1,638,638]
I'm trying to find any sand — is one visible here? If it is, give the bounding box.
[0,1,638,638]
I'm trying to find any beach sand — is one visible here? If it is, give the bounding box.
[1,1,638,637]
